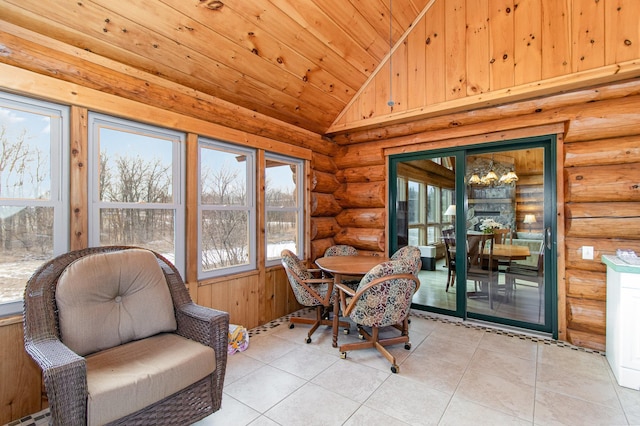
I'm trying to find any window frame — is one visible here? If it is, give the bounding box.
[197,137,256,279]
[0,92,69,317]
[87,112,186,274]
[264,152,304,266]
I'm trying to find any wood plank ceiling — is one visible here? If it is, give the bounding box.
[0,0,431,134]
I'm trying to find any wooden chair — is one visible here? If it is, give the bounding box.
[442,229,456,292]
[281,249,350,343]
[467,233,498,309]
[493,227,512,244]
[493,228,512,271]
[23,246,229,426]
[335,260,420,373]
[505,242,545,320]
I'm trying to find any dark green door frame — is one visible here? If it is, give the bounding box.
[389,135,557,338]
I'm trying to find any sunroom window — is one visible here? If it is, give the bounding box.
[0,92,69,316]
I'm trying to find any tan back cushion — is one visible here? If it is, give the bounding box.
[56,249,177,356]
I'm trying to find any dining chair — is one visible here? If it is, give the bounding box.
[442,229,456,292]
[324,244,358,257]
[467,233,498,309]
[335,260,420,373]
[390,245,422,275]
[493,227,512,244]
[493,228,513,272]
[505,242,545,320]
[323,244,360,285]
[281,249,350,343]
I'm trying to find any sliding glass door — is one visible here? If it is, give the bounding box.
[390,136,556,336]
[391,155,459,314]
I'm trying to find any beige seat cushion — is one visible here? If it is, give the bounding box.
[85,333,216,426]
[56,249,177,356]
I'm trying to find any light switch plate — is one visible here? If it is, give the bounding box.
[582,246,594,260]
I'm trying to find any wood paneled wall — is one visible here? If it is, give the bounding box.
[329,0,640,133]
[0,318,41,425]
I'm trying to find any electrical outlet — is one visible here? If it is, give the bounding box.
[582,246,594,260]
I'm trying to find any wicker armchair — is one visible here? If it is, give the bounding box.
[23,246,229,426]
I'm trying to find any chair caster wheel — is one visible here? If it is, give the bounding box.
[340,352,347,359]
[404,343,411,350]
[305,337,312,344]
[289,323,294,329]
[358,334,365,340]
[343,328,350,335]
[391,364,399,374]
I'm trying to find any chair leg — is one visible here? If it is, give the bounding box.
[290,306,350,343]
[339,324,410,373]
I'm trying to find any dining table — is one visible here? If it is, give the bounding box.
[449,243,530,262]
[449,243,531,304]
[314,255,390,347]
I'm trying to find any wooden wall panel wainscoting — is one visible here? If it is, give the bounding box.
[0,318,42,424]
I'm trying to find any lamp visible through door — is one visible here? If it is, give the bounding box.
[444,204,456,228]
[523,214,537,232]
[444,204,456,216]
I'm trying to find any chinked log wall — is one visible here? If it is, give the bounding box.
[323,80,640,352]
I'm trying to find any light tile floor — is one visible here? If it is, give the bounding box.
[194,310,640,426]
[12,309,640,426]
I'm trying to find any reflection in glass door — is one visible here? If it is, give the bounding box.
[392,155,458,314]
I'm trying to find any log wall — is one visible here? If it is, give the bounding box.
[329,79,640,352]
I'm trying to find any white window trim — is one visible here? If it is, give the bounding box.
[87,113,186,274]
[198,138,256,278]
[265,152,304,266]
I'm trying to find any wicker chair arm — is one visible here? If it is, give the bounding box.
[175,302,229,401]
[25,338,87,426]
[175,303,229,348]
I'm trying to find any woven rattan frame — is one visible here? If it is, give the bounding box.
[23,246,229,426]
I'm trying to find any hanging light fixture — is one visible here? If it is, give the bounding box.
[499,168,519,184]
[481,157,499,184]
[468,155,518,186]
[468,170,481,185]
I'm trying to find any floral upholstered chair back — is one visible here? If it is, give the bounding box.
[348,260,419,328]
[281,249,330,306]
[324,245,358,257]
[390,246,422,275]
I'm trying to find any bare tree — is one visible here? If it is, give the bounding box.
[200,164,248,269]
[98,152,172,245]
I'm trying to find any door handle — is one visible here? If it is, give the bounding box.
[545,227,552,250]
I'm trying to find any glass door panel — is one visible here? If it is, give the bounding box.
[393,155,458,314]
[465,148,548,327]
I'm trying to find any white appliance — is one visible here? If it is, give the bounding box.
[602,254,640,390]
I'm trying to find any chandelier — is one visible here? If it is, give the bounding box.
[467,156,518,186]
